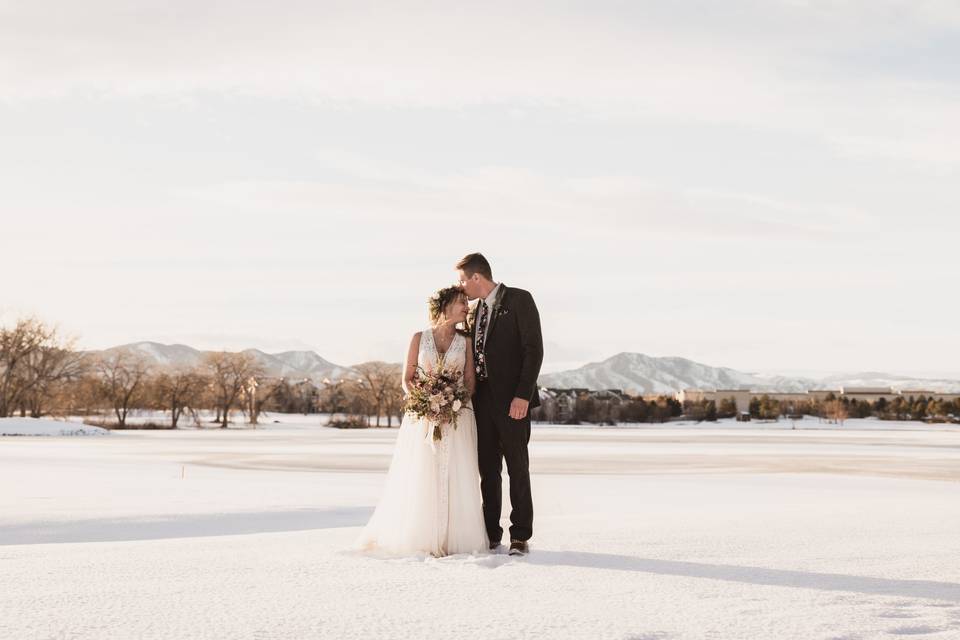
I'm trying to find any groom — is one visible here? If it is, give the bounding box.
[456,253,543,556]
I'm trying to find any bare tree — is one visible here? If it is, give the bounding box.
[152,368,207,428]
[22,342,88,418]
[243,376,283,426]
[95,349,152,427]
[318,377,374,427]
[276,378,318,414]
[0,318,55,417]
[318,379,348,422]
[61,372,108,418]
[383,375,406,427]
[355,362,403,427]
[204,352,264,428]
[825,399,849,425]
[345,378,373,426]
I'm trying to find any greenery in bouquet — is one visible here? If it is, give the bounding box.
[404,366,470,441]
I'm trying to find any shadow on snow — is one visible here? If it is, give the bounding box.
[521,551,960,603]
[0,507,373,545]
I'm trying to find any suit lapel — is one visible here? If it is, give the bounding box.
[485,284,508,345]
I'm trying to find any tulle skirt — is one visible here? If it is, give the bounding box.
[356,406,489,557]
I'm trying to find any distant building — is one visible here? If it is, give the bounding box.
[897,389,958,400]
[537,388,588,423]
[716,390,753,414]
[535,387,637,424]
[931,392,960,402]
[839,387,898,403]
[676,389,708,403]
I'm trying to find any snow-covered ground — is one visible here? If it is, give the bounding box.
[0,417,109,436]
[2,415,960,639]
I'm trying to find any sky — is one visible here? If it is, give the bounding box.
[1,1,958,376]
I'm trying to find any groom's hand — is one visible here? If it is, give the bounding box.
[509,397,529,420]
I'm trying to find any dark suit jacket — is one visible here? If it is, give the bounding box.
[470,284,543,411]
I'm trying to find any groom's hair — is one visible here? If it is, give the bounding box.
[456,253,493,281]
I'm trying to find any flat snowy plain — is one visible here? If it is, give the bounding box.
[2,415,960,639]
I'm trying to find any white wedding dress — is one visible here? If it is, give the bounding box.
[356,328,489,557]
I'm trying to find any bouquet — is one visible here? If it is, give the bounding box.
[404,366,470,442]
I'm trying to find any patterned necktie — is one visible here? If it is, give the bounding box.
[474,301,489,380]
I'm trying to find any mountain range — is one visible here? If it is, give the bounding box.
[538,352,960,394]
[89,342,355,382]
[88,342,960,394]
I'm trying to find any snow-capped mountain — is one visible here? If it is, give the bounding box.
[537,353,960,394]
[114,342,204,368]
[239,349,354,381]
[89,342,355,382]
[538,353,815,394]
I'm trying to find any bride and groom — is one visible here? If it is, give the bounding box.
[357,253,544,557]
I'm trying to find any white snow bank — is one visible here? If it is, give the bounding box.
[0,418,108,436]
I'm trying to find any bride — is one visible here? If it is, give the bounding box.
[356,285,489,557]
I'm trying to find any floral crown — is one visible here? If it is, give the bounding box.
[428,285,465,321]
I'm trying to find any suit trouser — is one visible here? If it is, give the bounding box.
[474,381,533,542]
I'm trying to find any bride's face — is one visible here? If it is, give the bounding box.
[444,295,469,323]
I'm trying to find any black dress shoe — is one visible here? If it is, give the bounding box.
[489,541,502,551]
[508,540,529,556]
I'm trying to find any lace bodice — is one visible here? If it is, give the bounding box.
[418,327,467,375]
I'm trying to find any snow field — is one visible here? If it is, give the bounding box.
[2,416,959,639]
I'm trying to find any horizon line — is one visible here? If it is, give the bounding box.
[80,339,960,383]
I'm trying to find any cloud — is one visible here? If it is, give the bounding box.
[178,151,870,247]
[3,2,957,173]
[2,2,959,372]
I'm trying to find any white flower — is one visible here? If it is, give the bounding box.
[452,399,462,412]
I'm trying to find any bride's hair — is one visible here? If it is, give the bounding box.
[428,285,469,334]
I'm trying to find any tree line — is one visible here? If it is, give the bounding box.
[744,393,960,424]
[532,393,686,425]
[7,317,955,429]
[533,391,960,426]
[0,318,404,428]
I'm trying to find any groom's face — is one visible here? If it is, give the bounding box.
[457,269,481,301]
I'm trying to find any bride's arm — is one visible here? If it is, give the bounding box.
[464,342,476,396]
[402,332,422,395]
